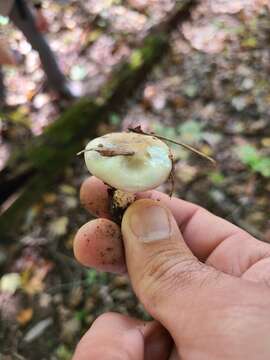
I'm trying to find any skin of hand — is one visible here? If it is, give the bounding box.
[73,176,270,360]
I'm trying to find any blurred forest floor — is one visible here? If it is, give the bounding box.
[1,1,270,359]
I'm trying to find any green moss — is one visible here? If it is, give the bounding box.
[130,50,144,69]
[0,0,193,236]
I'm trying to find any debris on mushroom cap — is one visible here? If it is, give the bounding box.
[84,132,172,192]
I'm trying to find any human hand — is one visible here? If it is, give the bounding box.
[73,176,270,360]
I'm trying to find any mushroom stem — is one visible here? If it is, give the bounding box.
[108,189,136,224]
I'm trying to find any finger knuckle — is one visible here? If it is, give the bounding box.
[138,248,205,306]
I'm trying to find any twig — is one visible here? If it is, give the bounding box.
[77,147,135,157]
[128,126,216,165]
[168,148,175,197]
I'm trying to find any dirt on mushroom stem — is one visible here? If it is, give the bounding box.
[108,188,136,224]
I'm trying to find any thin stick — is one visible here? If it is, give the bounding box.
[77,148,135,157]
[156,134,216,165]
[129,126,216,165]
[168,148,175,197]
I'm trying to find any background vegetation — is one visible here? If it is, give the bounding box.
[0,1,270,359]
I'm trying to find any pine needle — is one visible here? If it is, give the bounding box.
[156,134,216,165]
[128,126,216,165]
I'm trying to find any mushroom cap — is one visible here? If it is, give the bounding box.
[84,132,172,192]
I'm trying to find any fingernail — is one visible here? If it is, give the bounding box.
[129,205,171,243]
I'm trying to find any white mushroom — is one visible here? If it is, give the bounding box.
[80,130,216,221]
[84,132,172,192]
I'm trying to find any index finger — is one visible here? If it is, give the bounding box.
[80,177,270,274]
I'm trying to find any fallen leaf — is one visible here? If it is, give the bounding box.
[60,184,77,195]
[211,0,247,14]
[0,273,21,294]
[61,317,81,342]
[175,163,198,183]
[211,0,270,14]
[182,22,228,54]
[23,273,44,295]
[24,318,53,343]
[242,37,257,48]
[0,37,17,65]
[0,292,18,321]
[65,196,78,209]
[17,308,33,326]
[262,138,270,148]
[106,6,147,34]
[70,64,87,81]
[55,344,73,360]
[87,0,113,15]
[200,144,214,157]
[22,261,54,295]
[143,85,167,111]
[43,193,57,204]
[128,0,148,11]
[49,217,68,237]
[33,94,50,109]
[178,120,204,144]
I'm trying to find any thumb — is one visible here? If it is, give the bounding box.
[121,199,218,344]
